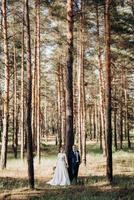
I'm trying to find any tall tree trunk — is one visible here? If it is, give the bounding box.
[0,102,3,142]
[119,70,123,149]
[20,2,25,160]
[127,123,131,149]
[24,102,28,150]
[81,64,86,165]
[94,102,98,141]
[13,44,18,158]
[61,65,66,145]
[32,70,36,150]
[32,22,37,151]
[65,0,74,157]
[32,3,38,151]
[113,108,117,150]
[90,106,94,141]
[124,70,131,148]
[95,101,99,142]
[57,64,62,150]
[99,111,102,150]
[89,107,92,140]
[0,9,2,34]
[105,0,113,183]
[113,87,117,151]
[75,33,79,144]
[93,106,96,139]
[80,1,86,165]
[44,88,47,138]
[77,28,82,155]
[1,0,9,170]
[36,0,41,164]
[95,2,106,155]
[13,27,18,158]
[25,0,34,189]
[113,81,117,150]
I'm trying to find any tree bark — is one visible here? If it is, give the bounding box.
[95,2,106,155]
[77,28,82,155]
[32,18,37,151]
[93,106,96,139]
[80,1,86,165]
[65,0,74,157]
[89,107,92,140]
[90,106,93,140]
[105,0,113,183]
[20,2,25,160]
[124,70,131,148]
[1,0,9,170]
[12,24,18,158]
[99,111,102,150]
[119,70,123,149]
[32,2,38,151]
[61,65,66,145]
[25,0,34,189]
[36,0,41,164]
[112,80,117,151]
[113,109,117,150]
[57,64,62,150]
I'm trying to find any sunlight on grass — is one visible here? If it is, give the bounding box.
[0,141,134,199]
[113,149,134,176]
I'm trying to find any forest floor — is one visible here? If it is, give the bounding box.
[0,140,134,200]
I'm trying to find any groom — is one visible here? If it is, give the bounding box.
[68,145,81,184]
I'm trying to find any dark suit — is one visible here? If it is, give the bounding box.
[68,150,81,183]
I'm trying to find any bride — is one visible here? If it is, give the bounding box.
[47,146,70,186]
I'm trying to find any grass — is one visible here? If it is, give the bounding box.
[41,143,58,158]
[1,176,134,200]
[0,140,134,199]
[86,142,103,155]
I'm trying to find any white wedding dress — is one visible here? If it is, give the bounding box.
[47,153,70,186]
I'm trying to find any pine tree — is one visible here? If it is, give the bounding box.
[1,0,10,170]
[25,0,34,189]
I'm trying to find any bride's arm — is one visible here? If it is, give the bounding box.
[55,153,60,165]
[64,153,69,168]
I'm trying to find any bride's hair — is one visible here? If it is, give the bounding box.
[60,146,65,152]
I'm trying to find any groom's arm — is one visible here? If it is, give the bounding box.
[78,151,81,164]
[68,151,72,165]
[65,153,69,168]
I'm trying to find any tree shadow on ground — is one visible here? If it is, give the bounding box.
[1,175,134,200]
[0,177,28,190]
[78,174,134,187]
[34,175,134,200]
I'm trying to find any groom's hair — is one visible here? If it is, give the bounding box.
[72,145,78,149]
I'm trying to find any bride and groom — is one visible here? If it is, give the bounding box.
[47,145,81,186]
